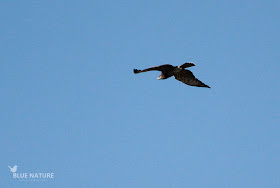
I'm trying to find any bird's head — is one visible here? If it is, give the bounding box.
[157,75,165,80]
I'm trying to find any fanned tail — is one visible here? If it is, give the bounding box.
[179,62,195,69]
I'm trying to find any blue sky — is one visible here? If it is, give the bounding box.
[1,0,279,187]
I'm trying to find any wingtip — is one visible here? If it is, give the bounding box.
[134,69,141,74]
[200,84,211,88]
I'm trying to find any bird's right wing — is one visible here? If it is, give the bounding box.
[134,64,173,74]
[174,69,210,88]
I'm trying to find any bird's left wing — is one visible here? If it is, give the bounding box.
[134,64,173,74]
[174,69,210,88]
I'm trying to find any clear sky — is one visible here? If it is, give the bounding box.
[1,0,280,187]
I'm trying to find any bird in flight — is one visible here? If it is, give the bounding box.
[8,165,18,173]
[134,62,210,88]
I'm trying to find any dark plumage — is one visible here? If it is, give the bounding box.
[134,62,210,88]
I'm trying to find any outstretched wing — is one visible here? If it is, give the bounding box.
[174,69,210,88]
[134,64,173,74]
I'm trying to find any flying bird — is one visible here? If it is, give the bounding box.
[134,62,210,88]
[8,165,18,173]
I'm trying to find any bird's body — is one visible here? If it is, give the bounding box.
[134,62,210,88]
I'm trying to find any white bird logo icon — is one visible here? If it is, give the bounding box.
[8,165,18,173]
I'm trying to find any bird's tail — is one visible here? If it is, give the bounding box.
[133,69,142,74]
[179,62,195,69]
[8,166,11,170]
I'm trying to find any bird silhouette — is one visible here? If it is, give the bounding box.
[8,165,18,173]
[134,62,210,88]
